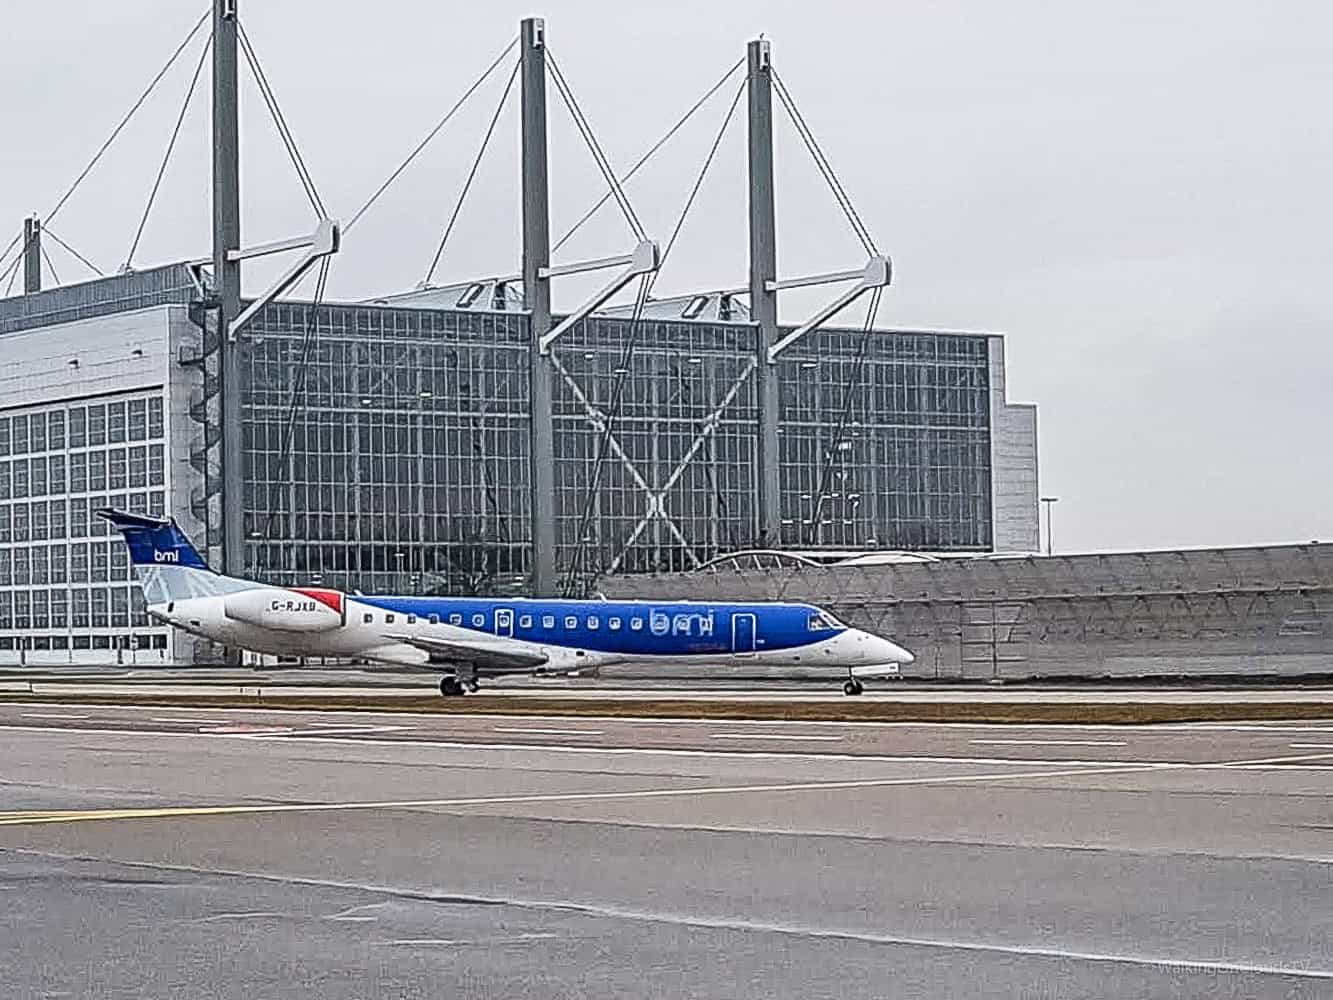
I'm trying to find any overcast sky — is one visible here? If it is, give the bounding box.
[2,1,1330,553]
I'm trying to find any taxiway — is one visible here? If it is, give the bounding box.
[0,702,1330,997]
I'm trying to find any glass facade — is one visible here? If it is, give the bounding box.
[240,302,991,596]
[780,330,992,551]
[0,391,171,658]
[243,305,531,595]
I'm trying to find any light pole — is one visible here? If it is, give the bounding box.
[1040,496,1059,556]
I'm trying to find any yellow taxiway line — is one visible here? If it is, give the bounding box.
[0,762,1154,828]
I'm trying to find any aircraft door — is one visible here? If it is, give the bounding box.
[731,613,757,656]
[494,608,514,638]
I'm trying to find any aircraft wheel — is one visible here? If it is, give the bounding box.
[463,678,480,693]
[843,679,864,697]
[439,676,465,697]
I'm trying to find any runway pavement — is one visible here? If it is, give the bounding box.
[1,702,1330,997]
[5,667,1333,704]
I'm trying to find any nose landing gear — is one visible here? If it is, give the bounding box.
[842,675,864,697]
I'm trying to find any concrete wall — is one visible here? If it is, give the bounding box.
[604,545,1333,679]
[987,336,1039,553]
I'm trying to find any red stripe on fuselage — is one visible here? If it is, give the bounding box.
[290,588,343,614]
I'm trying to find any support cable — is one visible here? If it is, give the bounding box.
[345,36,518,233]
[39,244,61,287]
[772,72,873,253]
[545,51,645,242]
[259,257,331,556]
[425,59,519,285]
[803,286,883,546]
[237,20,325,218]
[562,83,744,594]
[48,10,212,233]
[125,32,213,272]
[3,255,22,297]
[560,273,651,597]
[0,232,22,275]
[44,228,105,278]
[659,79,745,268]
[771,70,876,256]
[552,55,744,255]
[1,9,208,288]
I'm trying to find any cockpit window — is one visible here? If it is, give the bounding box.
[807,611,842,631]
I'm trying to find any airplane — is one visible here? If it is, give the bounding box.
[99,508,915,696]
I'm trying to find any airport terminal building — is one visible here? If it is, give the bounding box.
[0,265,1038,665]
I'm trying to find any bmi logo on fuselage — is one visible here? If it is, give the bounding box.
[153,550,179,563]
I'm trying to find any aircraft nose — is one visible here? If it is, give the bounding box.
[887,641,915,665]
[854,630,914,665]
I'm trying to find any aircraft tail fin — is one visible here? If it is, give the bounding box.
[97,509,252,604]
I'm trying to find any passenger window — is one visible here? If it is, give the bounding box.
[407,615,417,625]
[472,614,485,627]
[587,616,599,629]
[542,615,555,628]
[385,613,395,624]
[608,617,621,631]
[630,618,643,631]
[428,614,440,625]
[519,615,533,628]
[363,613,373,624]
[449,614,462,625]
[564,616,578,629]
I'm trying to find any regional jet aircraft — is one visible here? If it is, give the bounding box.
[100,509,914,695]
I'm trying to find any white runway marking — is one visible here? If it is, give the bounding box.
[492,727,605,737]
[20,713,88,721]
[11,701,1333,733]
[379,933,558,947]
[1288,743,1333,750]
[532,906,1333,982]
[969,739,1128,747]
[43,852,1333,982]
[711,733,842,741]
[0,723,1176,768]
[152,718,229,725]
[9,723,1333,772]
[0,763,1160,827]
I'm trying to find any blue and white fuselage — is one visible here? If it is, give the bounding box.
[99,509,915,695]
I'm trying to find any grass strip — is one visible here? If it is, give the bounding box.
[1,693,1332,725]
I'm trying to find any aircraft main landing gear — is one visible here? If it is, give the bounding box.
[439,676,465,697]
[843,678,864,697]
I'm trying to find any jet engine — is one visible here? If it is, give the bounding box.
[223,589,344,633]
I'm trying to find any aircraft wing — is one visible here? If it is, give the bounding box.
[383,632,549,673]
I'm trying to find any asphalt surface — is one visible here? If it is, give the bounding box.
[6,668,1333,703]
[1,703,1331,998]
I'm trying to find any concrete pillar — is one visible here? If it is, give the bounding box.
[213,0,244,581]
[521,16,557,596]
[23,217,41,294]
[748,39,781,549]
